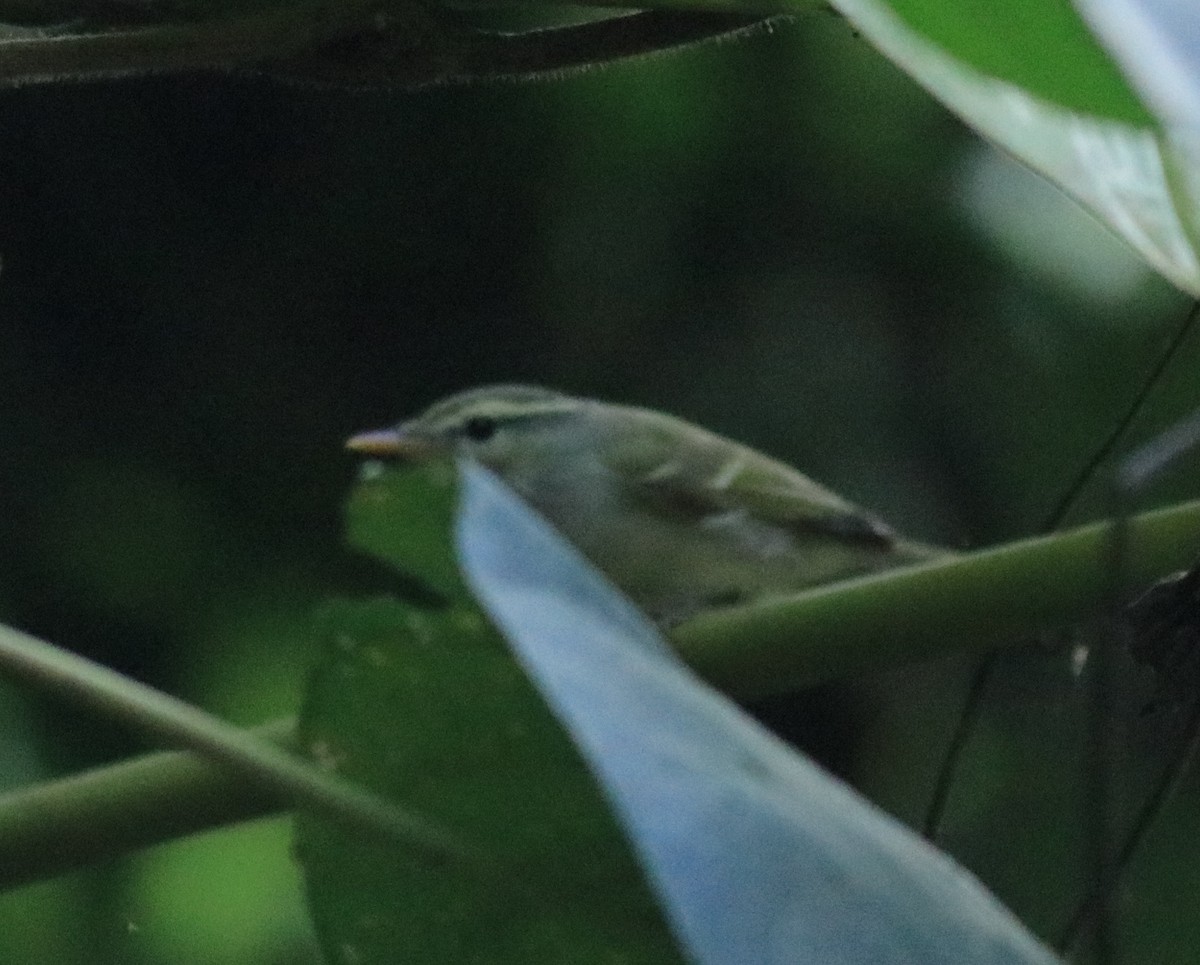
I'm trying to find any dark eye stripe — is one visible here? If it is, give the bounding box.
[449,407,574,441]
[463,416,497,442]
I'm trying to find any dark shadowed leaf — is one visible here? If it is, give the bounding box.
[342,460,465,600]
[296,460,684,965]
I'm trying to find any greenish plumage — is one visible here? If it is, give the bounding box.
[349,385,941,624]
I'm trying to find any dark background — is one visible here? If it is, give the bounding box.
[0,15,1197,963]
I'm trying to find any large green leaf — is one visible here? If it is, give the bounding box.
[296,460,684,965]
[883,0,1152,123]
[828,0,1200,297]
[304,454,1063,964]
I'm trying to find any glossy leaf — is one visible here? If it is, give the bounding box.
[1074,0,1200,128]
[456,460,1061,965]
[882,0,1151,123]
[829,0,1200,296]
[1072,0,1200,277]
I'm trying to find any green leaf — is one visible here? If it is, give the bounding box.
[343,460,466,601]
[297,460,684,965]
[1070,1,1200,276]
[305,457,1066,964]
[829,0,1200,297]
[1073,0,1200,128]
[879,0,1152,124]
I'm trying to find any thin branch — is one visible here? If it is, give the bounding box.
[0,2,772,88]
[675,497,1200,700]
[0,718,295,890]
[0,622,469,864]
[922,301,1200,843]
[1054,406,1200,955]
[1069,481,1127,965]
[920,657,993,839]
[0,1,206,26]
[1045,302,1200,532]
[1060,696,1200,954]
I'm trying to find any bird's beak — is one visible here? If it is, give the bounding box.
[345,426,441,461]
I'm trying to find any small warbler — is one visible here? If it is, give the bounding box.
[348,385,939,624]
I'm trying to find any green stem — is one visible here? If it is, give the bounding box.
[675,497,1200,699]
[0,622,468,865]
[0,719,295,891]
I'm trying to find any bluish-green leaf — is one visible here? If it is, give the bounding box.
[1071,0,1200,274]
[456,460,1061,965]
[828,0,1200,296]
[1074,0,1200,128]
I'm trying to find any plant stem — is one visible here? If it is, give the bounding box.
[0,622,469,865]
[0,719,295,890]
[675,497,1200,699]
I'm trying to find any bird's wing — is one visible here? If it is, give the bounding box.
[603,407,896,548]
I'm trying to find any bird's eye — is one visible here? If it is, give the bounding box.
[463,416,498,442]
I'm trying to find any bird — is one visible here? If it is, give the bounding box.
[346,384,941,625]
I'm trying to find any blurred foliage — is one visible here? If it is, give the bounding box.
[0,10,1197,965]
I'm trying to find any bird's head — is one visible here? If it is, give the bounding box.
[346,384,592,479]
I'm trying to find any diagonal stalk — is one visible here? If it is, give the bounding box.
[0,622,470,867]
[0,718,295,890]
